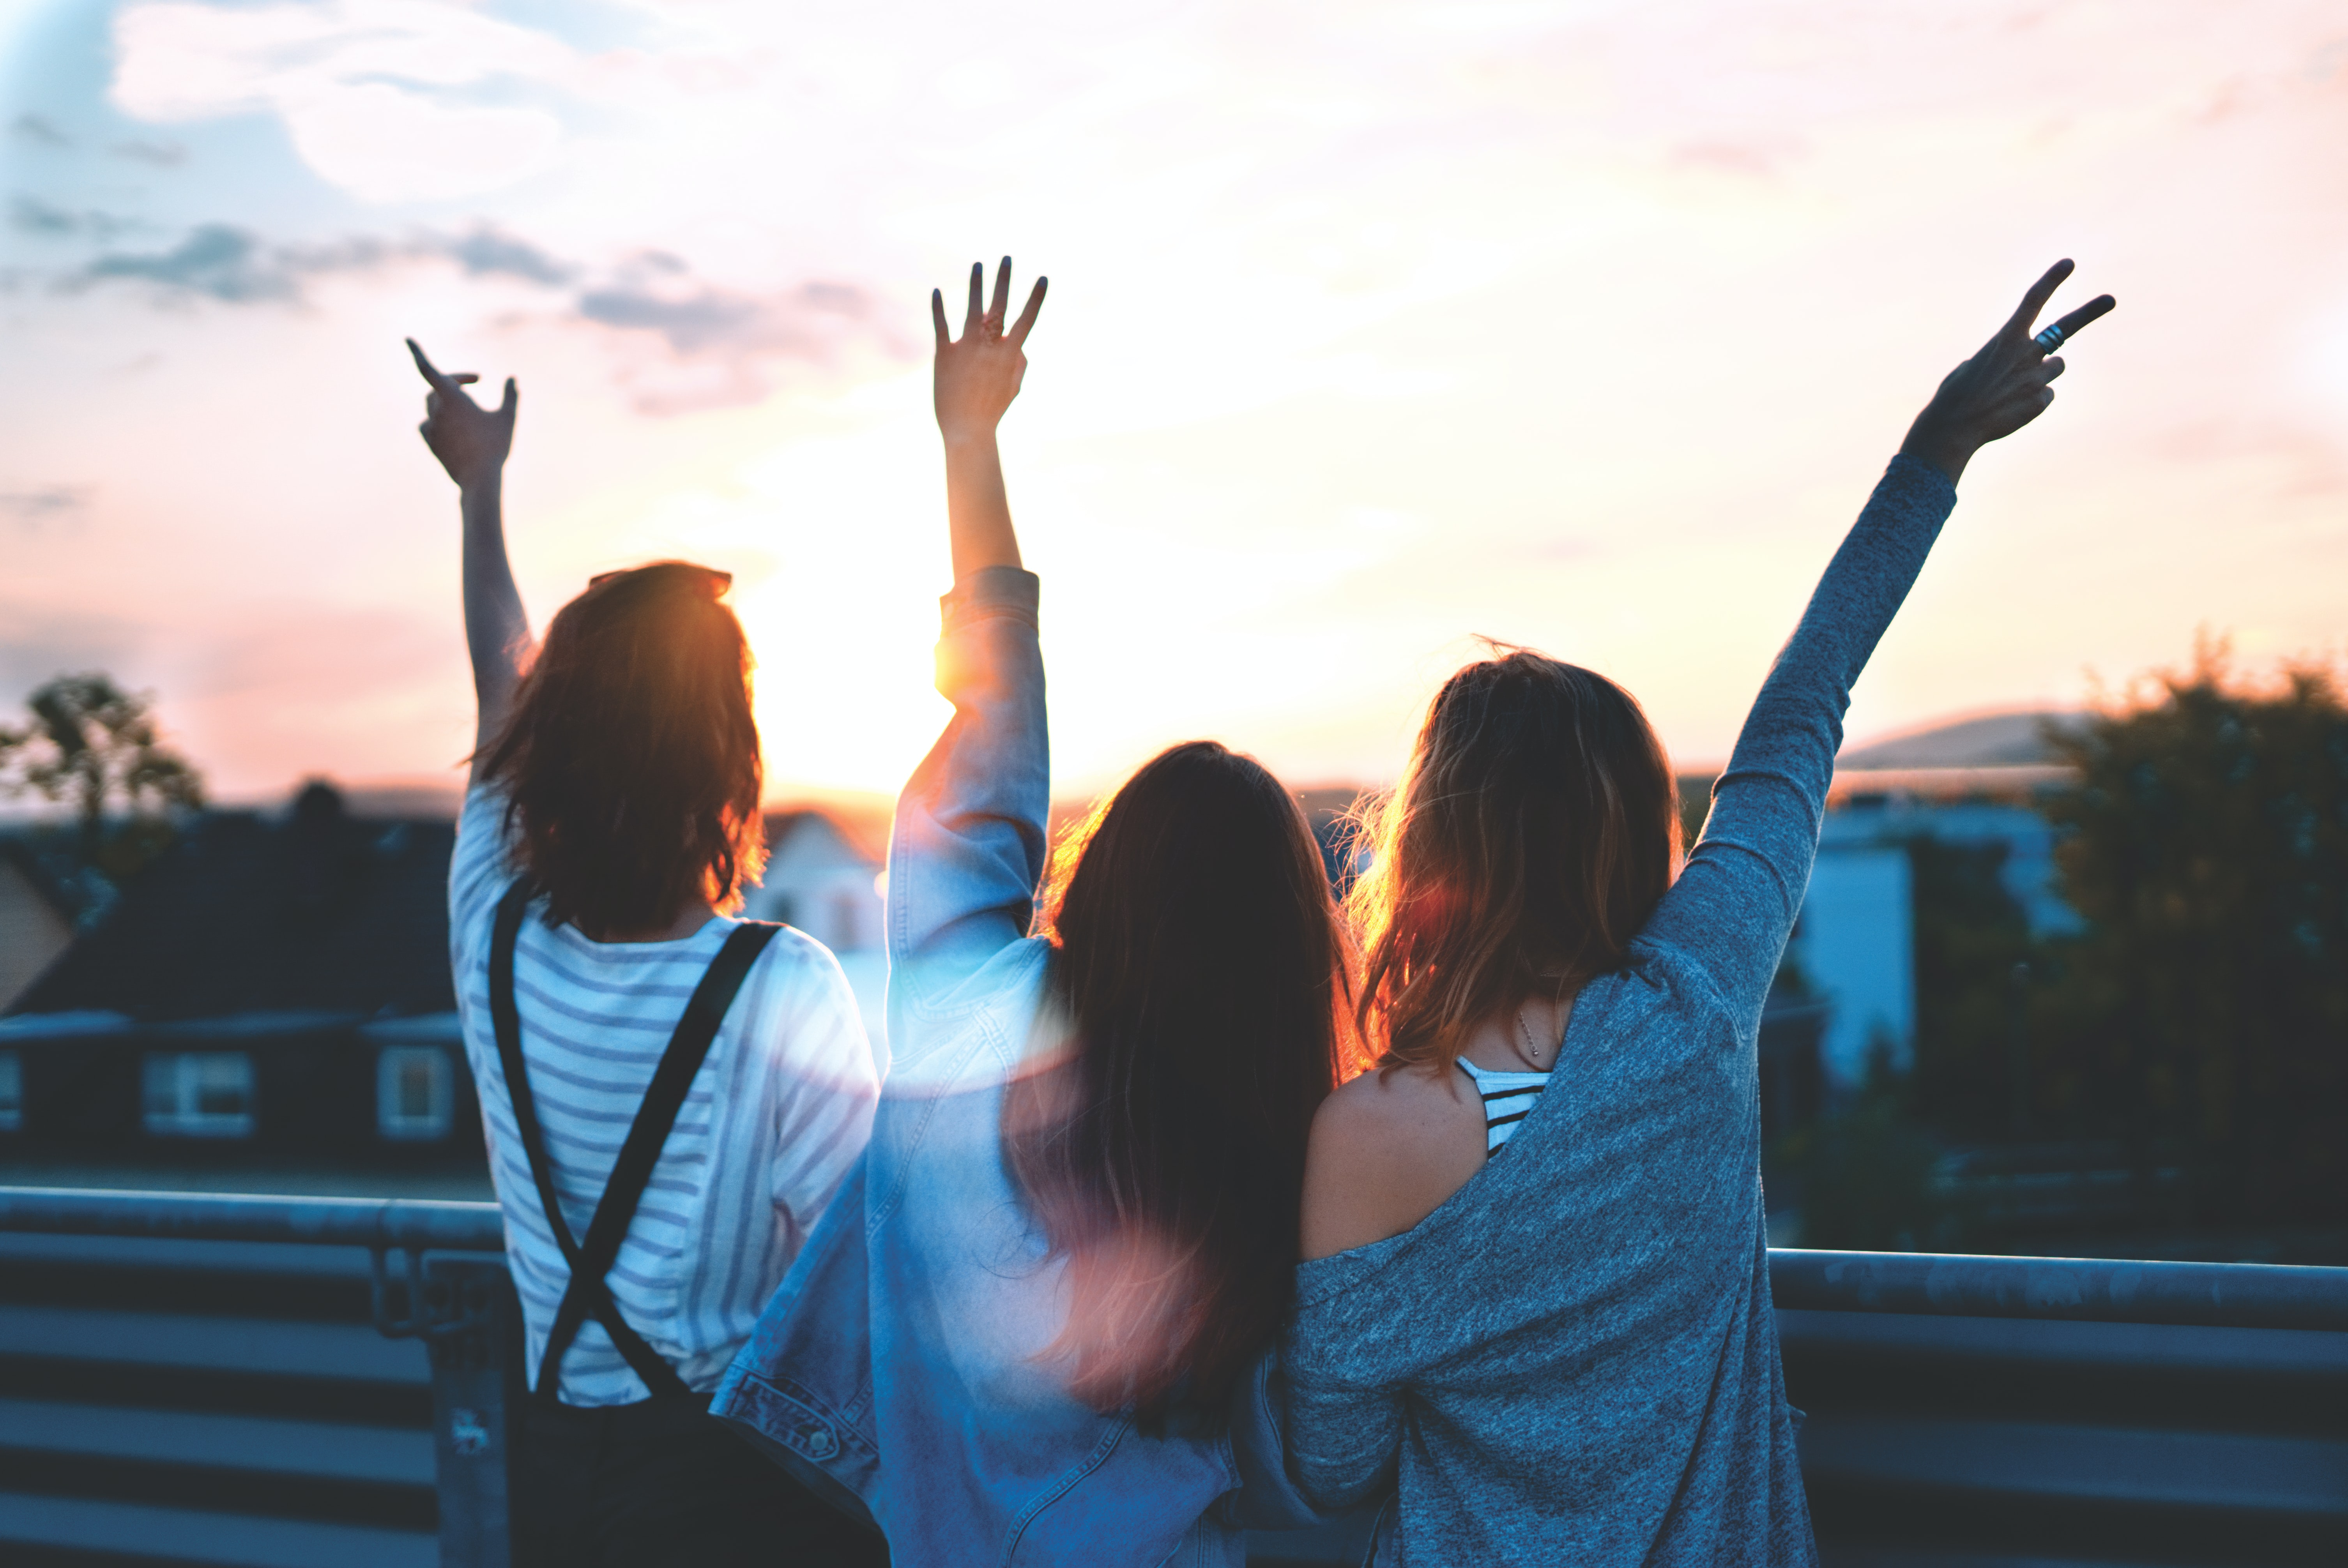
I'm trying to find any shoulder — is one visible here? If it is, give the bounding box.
[1616,933,1741,1031]
[739,923,865,1029]
[453,782,511,859]
[1314,1061,1473,1142]
[1299,1062,1487,1261]
[448,784,516,926]
[751,918,846,976]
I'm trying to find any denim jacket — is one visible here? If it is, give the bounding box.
[714,567,1326,1567]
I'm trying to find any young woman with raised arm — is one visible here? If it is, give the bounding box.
[714,260,1357,1565]
[1284,263,2115,1566]
[409,343,886,1568]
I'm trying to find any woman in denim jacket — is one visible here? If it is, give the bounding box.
[717,260,1358,1566]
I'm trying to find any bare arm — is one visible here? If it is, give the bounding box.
[408,339,527,780]
[933,258,1047,580]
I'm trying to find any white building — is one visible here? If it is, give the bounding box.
[741,804,893,1066]
[1769,711,2085,1093]
[1791,825,1917,1089]
[1788,784,2079,1093]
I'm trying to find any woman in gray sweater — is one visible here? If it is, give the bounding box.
[1285,261,2114,1564]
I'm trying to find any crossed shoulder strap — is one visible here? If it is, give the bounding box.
[489,882,782,1402]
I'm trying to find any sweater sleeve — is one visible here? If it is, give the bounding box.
[1641,455,1956,1017]
[1275,1338,1405,1513]
[884,567,1050,1051]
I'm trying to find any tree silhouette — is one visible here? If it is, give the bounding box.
[0,673,204,878]
[1906,833,2037,1142]
[2040,643,2348,1228]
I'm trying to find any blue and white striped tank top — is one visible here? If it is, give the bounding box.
[1457,1057,1552,1156]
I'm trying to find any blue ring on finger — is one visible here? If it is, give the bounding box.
[2033,324,2066,353]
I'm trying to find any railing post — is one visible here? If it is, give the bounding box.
[421,1254,520,1568]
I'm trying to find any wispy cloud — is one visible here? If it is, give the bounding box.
[71,224,336,304]
[442,228,574,287]
[59,223,571,305]
[0,486,94,528]
[579,277,872,357]
[112,0,575,203]
[578,275,891,413]
[11,114,71,148]
[109,138,186,168]
[62,220,898,410]
[11,197,133,241]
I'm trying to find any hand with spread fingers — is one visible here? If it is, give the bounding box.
[1899,260,2115,484]
[934,257,1047,448]
[408,337,519,492]
[932,257,1048,580]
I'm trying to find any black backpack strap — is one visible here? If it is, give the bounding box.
[490,882,782,1402]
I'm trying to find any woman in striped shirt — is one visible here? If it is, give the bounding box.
[409,341,886,1568]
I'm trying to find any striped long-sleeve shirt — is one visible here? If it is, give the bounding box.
[449,785,879,1406]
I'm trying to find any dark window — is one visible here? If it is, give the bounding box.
[141,1052,255,1139]
[378,1046,453,1141]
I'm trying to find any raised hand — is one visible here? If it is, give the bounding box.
[1899,260,2115,484]
[408,337,518,491]
[933,258,1047,447]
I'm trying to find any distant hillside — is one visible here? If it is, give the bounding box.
[1838,710,2084,770]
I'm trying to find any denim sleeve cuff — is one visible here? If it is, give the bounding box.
[940,566,1040,633]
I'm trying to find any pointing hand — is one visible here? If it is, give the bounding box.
[408,337,518,491]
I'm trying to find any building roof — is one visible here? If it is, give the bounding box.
[0,835,90,924]
[764,796,893,869]
[7,782,457,1024]
[1838,709,2085,770]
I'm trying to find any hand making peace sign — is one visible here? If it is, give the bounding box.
[1899,260,2115,484]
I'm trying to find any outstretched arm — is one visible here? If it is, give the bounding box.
[886,260,1055,1049]
[934,258,1047,579]
[1650,261,2115,1010]
[408,339,525,781]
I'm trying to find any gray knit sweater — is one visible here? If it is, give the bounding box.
[1279,455,1959,1566]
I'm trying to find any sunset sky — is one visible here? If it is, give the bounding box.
[2,0,2343,807]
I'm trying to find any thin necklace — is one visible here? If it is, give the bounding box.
[1515,1009,1548,1069]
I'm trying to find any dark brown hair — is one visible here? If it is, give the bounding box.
[1005,741,1361,1424]
[480,561,765,939]
[1349,646,1678,1074]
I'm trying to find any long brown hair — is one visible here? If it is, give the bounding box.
[1349,646,1678,1074]
[481,561,766,939]
[1005,741,1360,1425]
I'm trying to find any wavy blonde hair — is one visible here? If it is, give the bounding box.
[1348,646,1679,1074]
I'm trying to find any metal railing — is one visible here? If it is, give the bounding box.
[1768,1245,2348,1330]
[3,1185,2345,1566]
[1,1187,512,1568]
